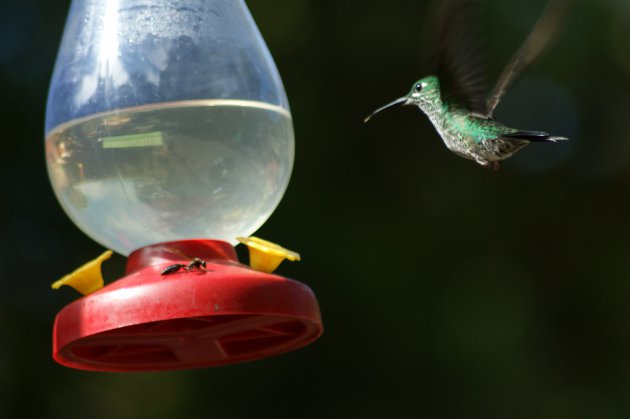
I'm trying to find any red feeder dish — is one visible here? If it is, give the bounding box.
[52,240,323,372]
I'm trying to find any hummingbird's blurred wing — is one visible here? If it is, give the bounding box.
[424,0,488,115]
[484,0,573,117]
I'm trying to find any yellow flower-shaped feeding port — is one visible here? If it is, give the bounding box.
[51,250,113,295]
[237,236,300,273]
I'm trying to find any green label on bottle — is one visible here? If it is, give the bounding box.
[101,131,163,149]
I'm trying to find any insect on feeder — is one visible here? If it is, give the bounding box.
[45,0,322,372]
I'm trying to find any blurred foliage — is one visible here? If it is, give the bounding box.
[2,0,630,418]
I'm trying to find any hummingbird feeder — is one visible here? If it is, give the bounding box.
[46,0,322,372]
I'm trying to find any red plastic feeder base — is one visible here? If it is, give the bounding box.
[52,240,323,372]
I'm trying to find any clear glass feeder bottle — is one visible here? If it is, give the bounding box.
[45,0,294,255]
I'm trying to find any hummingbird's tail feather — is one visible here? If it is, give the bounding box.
[545,136,569,142]
[502,130,569,142]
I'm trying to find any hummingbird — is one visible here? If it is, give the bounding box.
[364,0,573,170]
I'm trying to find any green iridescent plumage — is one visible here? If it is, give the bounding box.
[365,0,572,169]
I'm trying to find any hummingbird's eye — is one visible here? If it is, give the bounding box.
[414,83,423,92]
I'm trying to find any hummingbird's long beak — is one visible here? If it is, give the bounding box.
[363,96,409,123]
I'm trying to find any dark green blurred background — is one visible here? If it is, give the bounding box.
[2,0,630,417]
